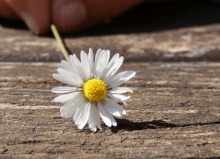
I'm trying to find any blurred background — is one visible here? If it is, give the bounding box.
[1,0,220,62]
[1,0,220,35]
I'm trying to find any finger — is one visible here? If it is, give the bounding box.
[52,0,145,33]
[81,0,146,30]
[5,0,51,35]
[51,0,87,33]
[0,0,19,19]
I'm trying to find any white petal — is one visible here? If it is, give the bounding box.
[70,54,87,80]
[96,50,110,78]
[57,67,71,76]
[91,104,102,129]
[59,60,73,72]
[74,110,83,125]
[103,56,124,82]
[54,92,79,103]
[74,101,87,125]
[78,102,91,129]
[60,96,79,113]
[101,53,119,79]
[51,87,79,93]
[107,71,136,88]
[57,68,83,86]
[70,55,80,74]
[102,100,121,117]
[58,62,82,78]
[97,102,112,127]
[102,50,110,68]
[73,108,80,123]
[57,63,64,69]
[88,105,97,132]
[60,60,73,72]
[88,117,97,132]
[81,50,91,78]
[88,48,94,75]
[53,74,80,86]
[88,48,94,64]
[60,94,84,118]
[101,102,117,126]
[95,49,103,65]
[109,87,133,94]
[108,112,117,126]
[108,93,130,102]
[122,100,127,106]
[69,55,74,66]
[104,97,126,115]
[94,49,103,77]
[60,60,82,80]
[107,53,120,68]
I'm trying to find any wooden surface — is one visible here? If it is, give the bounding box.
[1,0,220,158]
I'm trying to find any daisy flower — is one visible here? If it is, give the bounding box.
[51,48,136,131]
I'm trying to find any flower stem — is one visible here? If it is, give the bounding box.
[51,24,70,63]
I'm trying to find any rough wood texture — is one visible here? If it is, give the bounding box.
[1,0,220,158]
[1,62,220,158]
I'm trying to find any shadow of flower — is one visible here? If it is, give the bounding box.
[110,119,177,133]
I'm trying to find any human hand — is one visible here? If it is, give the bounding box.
[0,0,145,35]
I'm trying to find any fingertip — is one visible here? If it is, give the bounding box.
[5,0,51,35]
[20,12,40,34]
[52,0,87,33]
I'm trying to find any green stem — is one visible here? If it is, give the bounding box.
[51,24,70,63]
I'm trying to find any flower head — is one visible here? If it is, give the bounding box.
[51,48,136,131]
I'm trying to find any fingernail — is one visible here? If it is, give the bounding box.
[21,12,39,34]
[60,1,87,31]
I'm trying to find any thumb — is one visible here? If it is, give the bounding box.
[5,0,51,35]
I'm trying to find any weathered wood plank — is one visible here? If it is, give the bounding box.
[0,62,220,158]
[1,24,220,63]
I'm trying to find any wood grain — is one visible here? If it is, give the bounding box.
[0,62,220,158]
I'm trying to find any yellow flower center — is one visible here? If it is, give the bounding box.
[83,79,107,101]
